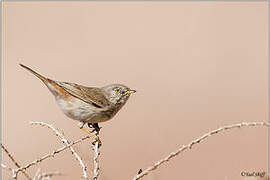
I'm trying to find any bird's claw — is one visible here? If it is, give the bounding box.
[92,137,102,147]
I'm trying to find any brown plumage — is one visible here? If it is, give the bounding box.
[58,82,111,108]
[20,64,136,127]
[20,64,69,98]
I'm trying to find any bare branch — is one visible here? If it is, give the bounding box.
[12,134,91,178]
[30,121,88,179]
[33,168,62,180]
[3,121,268,180]
[93,139,100,180]
[1,163,14,172]
[39,171,62,180]
[1,144,32,180]
[33,168,41,180]
[132,122,269,180]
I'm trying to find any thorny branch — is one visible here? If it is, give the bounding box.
[12,134,91,179]
[33,168,62,180]
[1,121,268,180]
[30,121,88,179]
[39,171,62,180]
[1,144,32,180]
[132,122,269,180]
[92,131,100,180]
[1,163,15,173]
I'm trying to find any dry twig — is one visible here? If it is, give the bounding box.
[132,122,269,180]
[12,134,91,178]
[39,171,62,180]
[1,163,14,173]
[1,144,32,180]
[33,168,41,180]
[33,168,62,180]
[2,121,268,180]
[92,135,100,180]
[30,121,88,179]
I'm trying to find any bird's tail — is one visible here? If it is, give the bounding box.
[20,64,49,82]
[20,64,68,97]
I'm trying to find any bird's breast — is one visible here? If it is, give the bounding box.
[56,96,95,121]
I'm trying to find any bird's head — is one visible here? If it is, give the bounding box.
[102,84,136,105]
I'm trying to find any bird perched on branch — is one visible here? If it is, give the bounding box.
[20,64,136,145]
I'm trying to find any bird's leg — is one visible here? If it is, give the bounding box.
[78,122,102,146]
[88,123,101,134]
[87,123,102,147]
[80,127,102,146]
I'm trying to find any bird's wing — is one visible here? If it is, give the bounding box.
[58,82,111,108]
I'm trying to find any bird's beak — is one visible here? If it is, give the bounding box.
[125,89,136,95]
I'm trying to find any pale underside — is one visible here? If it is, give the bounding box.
[47,82,113,123]
[19,64,119,124]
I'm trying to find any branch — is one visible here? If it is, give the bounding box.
[132,122,269,180]
[1,144,32,180]
[33,168,41,180]
[12,134,91,179]
[92,136,100,180]
[30,121,88,179]
[1,163,15,173]
[39,171,62,180]
[33,168,62,180]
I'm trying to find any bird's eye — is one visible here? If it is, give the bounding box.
[115,89,121,94]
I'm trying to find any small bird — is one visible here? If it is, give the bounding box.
[20,64,136,144]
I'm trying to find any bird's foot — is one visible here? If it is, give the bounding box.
[88,123,101,134]
[80,127,102,147]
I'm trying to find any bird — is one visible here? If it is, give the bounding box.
[20,64,136,144]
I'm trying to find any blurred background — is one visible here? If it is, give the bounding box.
[1,1,268,180]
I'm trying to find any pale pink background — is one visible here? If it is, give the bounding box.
[1,2,269,180]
